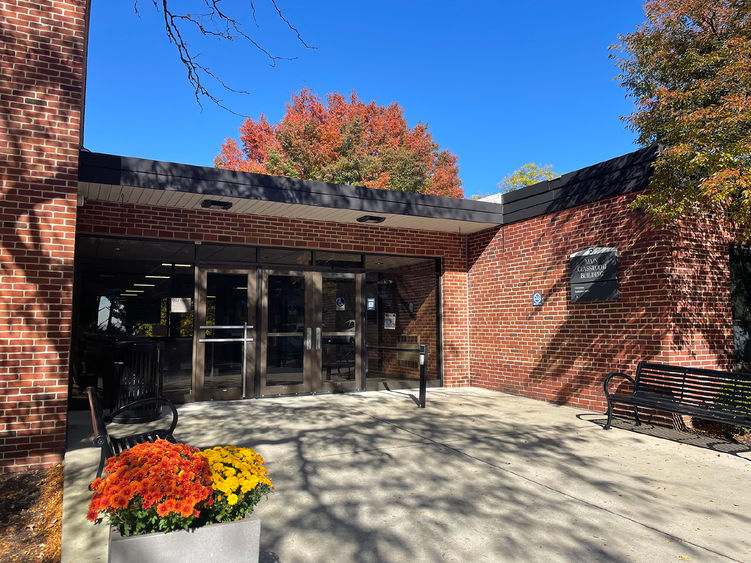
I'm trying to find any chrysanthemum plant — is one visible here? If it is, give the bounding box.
[88,440,273,536]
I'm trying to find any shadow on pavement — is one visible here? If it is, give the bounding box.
[578,412,751,456]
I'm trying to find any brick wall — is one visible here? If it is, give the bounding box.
[660,216,734,368]
[77,201,471,386]
[0,0,87,471]
[467,193,734,413]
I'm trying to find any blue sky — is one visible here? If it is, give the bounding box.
[84,1,647,199]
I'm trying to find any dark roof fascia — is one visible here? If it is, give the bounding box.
[78,151,504,225]
[501,145,657,225]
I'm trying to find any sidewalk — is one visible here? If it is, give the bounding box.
[62,388,751,561]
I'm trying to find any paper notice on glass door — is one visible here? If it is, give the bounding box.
[384,313,396,330]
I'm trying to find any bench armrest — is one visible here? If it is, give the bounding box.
[105,397,179,436]
[604,372,636,397]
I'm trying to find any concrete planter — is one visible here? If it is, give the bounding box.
[108,512,260,563]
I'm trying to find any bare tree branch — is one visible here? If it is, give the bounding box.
[269,0,313,49]
[134,1,315,113]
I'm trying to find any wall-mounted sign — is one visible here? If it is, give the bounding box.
[384,313,396,330]
[570,247,619,303]
[367,297,376,311]
[170,297,192,313]
[335,297,346,311]
[532,291,543,306]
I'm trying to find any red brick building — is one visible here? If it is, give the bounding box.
[0,1,745,472]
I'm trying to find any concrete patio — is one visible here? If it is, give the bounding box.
[62,388,751,562]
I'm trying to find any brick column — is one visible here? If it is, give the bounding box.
[0,0,87,471]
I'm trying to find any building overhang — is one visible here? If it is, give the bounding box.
[78,151,503,234]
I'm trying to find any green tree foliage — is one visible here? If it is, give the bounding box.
[498,163,560,193]
[611,0,751,238]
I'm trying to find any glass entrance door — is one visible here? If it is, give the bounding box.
[260,270,362,395]
[193,269,255,401]
[260,271,308,394]
[320,274,360,390]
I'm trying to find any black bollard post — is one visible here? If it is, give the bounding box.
[418,344,427,408]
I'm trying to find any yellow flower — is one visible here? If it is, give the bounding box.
[227,493,238,505]
[198,445,273,495]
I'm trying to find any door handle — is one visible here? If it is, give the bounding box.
[306,328,312,350]
[315,327,321,350]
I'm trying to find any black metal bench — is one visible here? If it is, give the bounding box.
[86,386,179,479]
[603,361,751,430]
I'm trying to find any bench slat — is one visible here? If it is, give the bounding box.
[604,362,751,430]
[609,392,751,425]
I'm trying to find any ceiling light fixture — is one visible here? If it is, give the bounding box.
[356,215,386,224]
[133,283,155,287]
[201,199,233,211]
[145,275,171,279]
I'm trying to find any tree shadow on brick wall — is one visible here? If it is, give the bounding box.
[469,195,733,409]
[0,7,85,468]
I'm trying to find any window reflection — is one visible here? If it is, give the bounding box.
[365,257,440,390]
[732,245,751,371]
[73,238,195,405]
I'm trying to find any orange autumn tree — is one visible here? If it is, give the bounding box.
[215,89,463,198]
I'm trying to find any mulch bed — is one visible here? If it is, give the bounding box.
[687,418,751,447]
[0,465,63,563]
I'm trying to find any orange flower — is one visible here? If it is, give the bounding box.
[88,440,213,534]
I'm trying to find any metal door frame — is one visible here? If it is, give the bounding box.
[193,267,257,401]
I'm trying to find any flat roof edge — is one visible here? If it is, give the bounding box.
[500,145,658,225]
[78,151,504,225]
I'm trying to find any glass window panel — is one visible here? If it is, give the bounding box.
[74,244,195,405]
[259,248,311,265]
[322,339,356,382]
[198,244,256,264]
[315,251,363,268]
[365,255,436,271]
[77,236,194,263]
[266,335,304,386]
[731,245,751,370]
[268,276,304,333]
[322,278,356,333]
[364,255,440,389]
[203,341,243,395]
[206,273,248,329]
